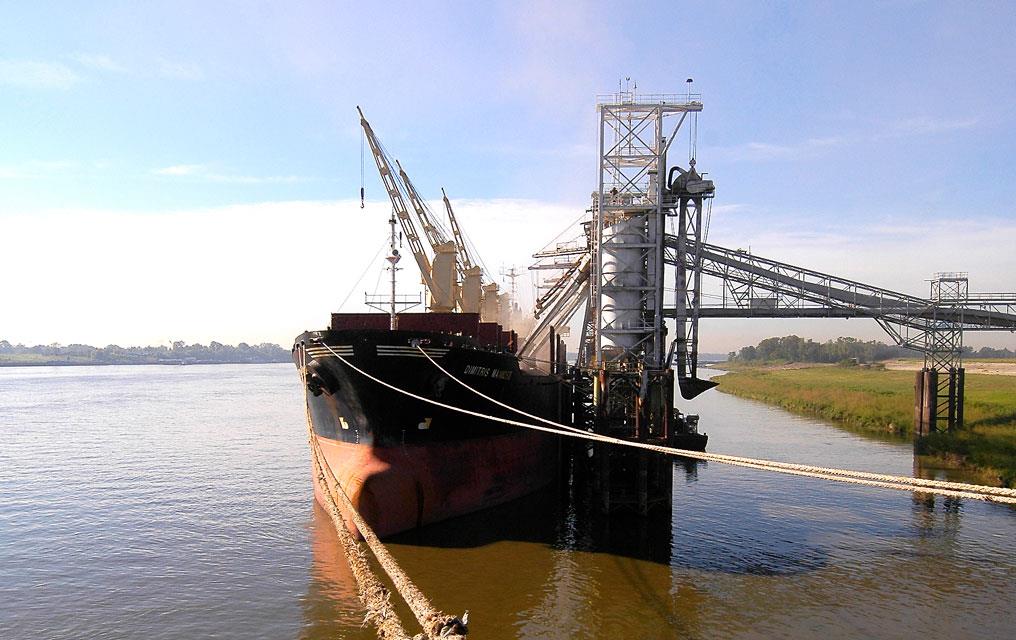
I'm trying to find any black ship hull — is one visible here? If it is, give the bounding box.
[294,324,566,537]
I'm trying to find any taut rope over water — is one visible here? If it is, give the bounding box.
[311,340,1016,506]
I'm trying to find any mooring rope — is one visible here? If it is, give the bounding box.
[300,360,467,640]
[312,341,1016,506]
[313,430,468,640]
[308,430,416,640]
[300,363,416,640]
[415,346,1016,500]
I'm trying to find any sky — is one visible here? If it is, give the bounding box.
[2,1,1016,353]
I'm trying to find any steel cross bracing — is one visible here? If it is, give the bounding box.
[662,238,1016,376]
[662,241,1016,429]
[358,108,436,296]
[593,95,702,369]
[661,240,1016,332]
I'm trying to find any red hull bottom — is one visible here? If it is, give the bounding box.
[312,430,559,538]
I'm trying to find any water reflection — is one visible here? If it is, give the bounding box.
[301,504,376,640]
[300,426,1014,639]
[6,364,1016,640]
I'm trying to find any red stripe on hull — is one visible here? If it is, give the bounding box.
[312,430,559,538]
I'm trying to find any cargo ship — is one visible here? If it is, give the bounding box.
[293,105,706,537]
[294,312,566,537]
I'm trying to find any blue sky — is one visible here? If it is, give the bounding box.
[3,1,1016,351]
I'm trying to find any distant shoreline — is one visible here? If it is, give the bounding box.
[1,339,293,368]
[0,359,291,368]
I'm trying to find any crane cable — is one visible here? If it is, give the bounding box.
[311,340,1016,505]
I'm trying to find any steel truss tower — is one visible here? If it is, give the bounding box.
[593,92,702,369]
[587,90,709,515]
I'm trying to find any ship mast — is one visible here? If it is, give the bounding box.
[386,214,399,330]
[366,210,421,329]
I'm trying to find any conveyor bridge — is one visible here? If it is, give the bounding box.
[522,87,1016,452]
[660,238,1016,431]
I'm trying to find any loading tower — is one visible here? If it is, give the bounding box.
[522,86,1016,513]
[586,89,711,514]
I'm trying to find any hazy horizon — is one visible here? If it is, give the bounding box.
[3,2,1016,353]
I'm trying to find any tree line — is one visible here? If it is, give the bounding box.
[0,340,292,365]
[728,335,1016,363]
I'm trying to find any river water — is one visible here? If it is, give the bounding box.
[2,364,1014,639]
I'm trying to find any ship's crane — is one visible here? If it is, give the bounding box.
[441,188,488,315]
[442,188,475,272]
[358,107,453,311]
[393,159,459,312]
[396,160,451,248]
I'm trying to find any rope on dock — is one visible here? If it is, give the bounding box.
[312,341,1016,506]
[300,359,467,640]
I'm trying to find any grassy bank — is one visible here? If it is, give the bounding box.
[714,366,1016,487]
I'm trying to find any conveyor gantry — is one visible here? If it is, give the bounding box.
[522,86,1016,442]
[663,238,1016,431]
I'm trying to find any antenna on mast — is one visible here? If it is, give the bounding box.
[365,208,420,329]
[501,265,523,312]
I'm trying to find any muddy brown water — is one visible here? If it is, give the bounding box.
[2,364,1013,639]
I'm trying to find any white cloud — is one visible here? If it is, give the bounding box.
[714,114,980,163]
[0,160,79,179]
[3,196,1011,353]
[888,116,978,136]
[206,173,309,184]
[711,136,845,162]
[152,164,312,183]
[0,197,581,347]
[0,59,81,89]
[71,53,128,73]
[710,203,749,216]
[499,0,608,108]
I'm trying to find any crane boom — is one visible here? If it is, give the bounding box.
[396,160,449,248]
[357,107,437,297]
[442,187,476,273]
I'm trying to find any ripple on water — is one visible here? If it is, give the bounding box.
[2,364,1015,640]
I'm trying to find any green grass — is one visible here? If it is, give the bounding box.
[715,366,1016,487]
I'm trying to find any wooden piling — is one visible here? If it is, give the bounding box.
[922,369,937,434]
[956,367,965,428]
[637,452,648,516]
[599,443,611,513]
[914,370,926,437]
[947,367,957,429]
